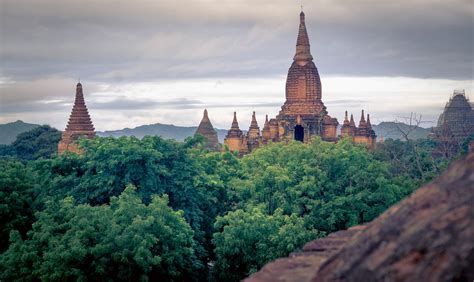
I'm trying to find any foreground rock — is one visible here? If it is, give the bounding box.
[246,152,474,282]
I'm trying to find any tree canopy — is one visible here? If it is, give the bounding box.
[0,134,459,281]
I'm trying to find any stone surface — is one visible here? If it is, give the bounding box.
[246,152,474,282]
[58,83,96,154]
[245,225,366,282]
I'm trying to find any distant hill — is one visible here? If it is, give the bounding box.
[0,120,432,145]
[98,123,228,143]
[0,120,40,144]
[372,122,432,140]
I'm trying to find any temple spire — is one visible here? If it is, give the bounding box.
[250,111,259,128]
[58,82,96,154]
[195,109,219,150]
[367,113,372,127]
[294,11,313,64]
[231,112,240,129]
[343,111,350,125]
[350,114,356,127]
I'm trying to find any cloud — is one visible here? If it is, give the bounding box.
[0,0,471,82]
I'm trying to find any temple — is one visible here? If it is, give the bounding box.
[58,82,96,154]
[341,110,377,147]
[223,11,376,154]
[194,109,220,150]
[431,90,474,142]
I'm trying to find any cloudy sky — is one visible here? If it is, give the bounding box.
[0,0,472,131]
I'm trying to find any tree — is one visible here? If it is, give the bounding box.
[212,207,319,281]
[12,125,62,160]
[0,185,200,281]
[0,159,37,252]
[227,138,418,234]
[33,136,232,275]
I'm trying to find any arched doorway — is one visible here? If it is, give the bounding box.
[294,125,304,142]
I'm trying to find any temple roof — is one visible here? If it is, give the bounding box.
[231,112,240,130]
[65,83,95,132]
[358,110,367,127]
[249,111,259,130]
[349,114,356,127]
[195,109,217,137]
[343,111,350,126]
[226,112,244,138]
[195,109,219,149]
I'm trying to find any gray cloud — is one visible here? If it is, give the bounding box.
[0,0,471,82]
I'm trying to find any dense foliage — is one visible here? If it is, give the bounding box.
[0,125,62,160]
[0,133,460,281]
[1,186,198,281]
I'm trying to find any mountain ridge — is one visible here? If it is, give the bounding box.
[0,120,432,144]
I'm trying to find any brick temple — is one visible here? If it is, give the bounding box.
[218,11,376,154]
[194,109,220,150]
[431,90,474,142]
[58,82,96,154]
[341,110,377,148]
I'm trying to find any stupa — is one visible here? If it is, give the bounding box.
[58,82,96,154]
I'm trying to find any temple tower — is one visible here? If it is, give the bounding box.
[275,11,338,142]
[432,90,474,142]
[352,110,376,147]
[58,82,96,154]
[341,111,352,138]
[224,112,248,154]
[262,115,271,143]
[194,109,220,150]
[247,111,262,151]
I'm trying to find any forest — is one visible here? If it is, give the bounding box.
[0,125,469,281]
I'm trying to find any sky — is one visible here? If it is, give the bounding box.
[0,0,472,131]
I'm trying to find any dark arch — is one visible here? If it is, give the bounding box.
[294,125,304,142]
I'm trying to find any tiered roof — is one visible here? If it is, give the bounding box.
[65,83,95,132]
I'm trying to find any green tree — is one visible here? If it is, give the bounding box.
[33,136,230,275]
[12,125,62,160]
[0,185,200,281]
[0,159,37,251]
[229,138,418,233]
[212,207,319,281]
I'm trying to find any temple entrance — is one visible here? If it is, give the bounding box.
[294,125,304,142]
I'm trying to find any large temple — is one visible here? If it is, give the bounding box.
[431,90,474,143]
[58,82,96,154]
[221,11,376,154]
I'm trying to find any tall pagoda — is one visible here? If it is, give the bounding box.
[224,11,340,153]
[58,82,96,154]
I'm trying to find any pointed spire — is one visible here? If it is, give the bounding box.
[250,111,259,128]
[367,113,372,127]
[294,11,313,64]
[231,112,240,129]
[195,109,219,150]
[264,114,269,125]
[350,114,356,127]
[196,109,214,132]
[66,82,94,132]
[58,82,95,155]
[343,111,350,125]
